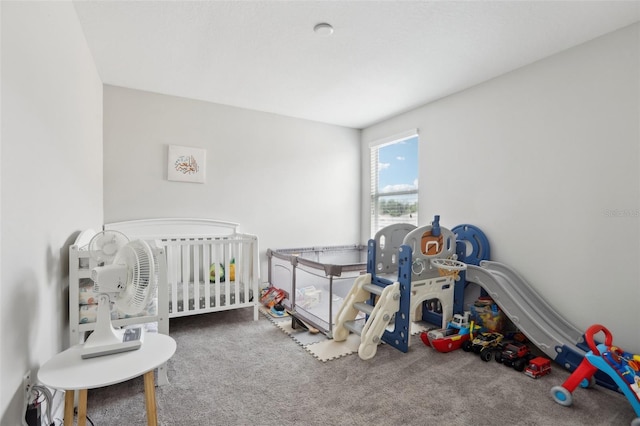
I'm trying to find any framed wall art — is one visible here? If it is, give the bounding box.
[167,145,206,183]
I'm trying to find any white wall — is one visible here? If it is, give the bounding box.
[362,24,640,352]
[1,2,103,424]
[103,86,361,279]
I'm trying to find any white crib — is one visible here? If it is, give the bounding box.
[104,218,260,321]
[69,218,260,348]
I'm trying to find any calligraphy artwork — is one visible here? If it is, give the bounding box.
[168,145,206,183]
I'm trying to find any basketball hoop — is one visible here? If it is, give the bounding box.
[430,258,467,280]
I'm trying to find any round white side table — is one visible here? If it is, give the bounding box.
[38,333,176,426]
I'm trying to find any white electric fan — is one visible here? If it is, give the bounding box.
[88,230,129,265]
[81,232,159,359]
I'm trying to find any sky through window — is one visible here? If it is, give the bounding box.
[378,136,418,193]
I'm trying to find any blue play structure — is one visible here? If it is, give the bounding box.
[361,216,462,355]
[336,214,630,401]
[334,216,464,359]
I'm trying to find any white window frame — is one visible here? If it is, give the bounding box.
[369,129,419,237]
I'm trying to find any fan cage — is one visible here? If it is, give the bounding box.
[114,240,158,315]
[88,230,130,264]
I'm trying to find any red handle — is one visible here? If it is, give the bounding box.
[585,324,613,355]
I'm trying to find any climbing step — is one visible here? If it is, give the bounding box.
[363,283,383,296]
[344,318,366,336]
[333,272,407,360]
[353,301,374,315]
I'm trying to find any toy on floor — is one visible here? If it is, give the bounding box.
[462,331,504,361]
[420,312,477,353]
[470,296,505,333]
[260,286,286,308]
[550,324,640,426]
[524,357,551,379]
[270,303,287,317]
[496,341,536,371]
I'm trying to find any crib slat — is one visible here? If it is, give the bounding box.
[224,240,231,306]
[242,240,250,303]
[166,243,179,315]
[203,243,211,309]
[192,242,200,312]
[181,243,189,313]
[246,239,252,300]
[237,241,244,303]
[213,241,221,307]
[230,240,238,304]
[237,241,242,301]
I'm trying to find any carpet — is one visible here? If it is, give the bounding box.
[83,308,638,426]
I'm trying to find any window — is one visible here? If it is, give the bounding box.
[370,131,419,236]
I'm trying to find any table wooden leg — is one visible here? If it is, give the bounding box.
[77,389,88,426]
[64,390,74,426]
[143,370,158,426]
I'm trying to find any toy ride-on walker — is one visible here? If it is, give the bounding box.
[550,324,640,426]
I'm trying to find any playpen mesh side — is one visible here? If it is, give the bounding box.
[267,245,367,334]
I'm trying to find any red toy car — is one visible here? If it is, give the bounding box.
[524,357,552,379]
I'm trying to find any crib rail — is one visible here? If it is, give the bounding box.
[160,234,258,318]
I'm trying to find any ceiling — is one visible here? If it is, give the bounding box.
[73,1,640,129]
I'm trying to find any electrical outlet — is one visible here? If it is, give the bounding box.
[23,372,32,407]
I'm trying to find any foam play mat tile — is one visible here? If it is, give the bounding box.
[304,334,362,362]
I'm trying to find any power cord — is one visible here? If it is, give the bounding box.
[24,384,55,426]
[24,385,95,426]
